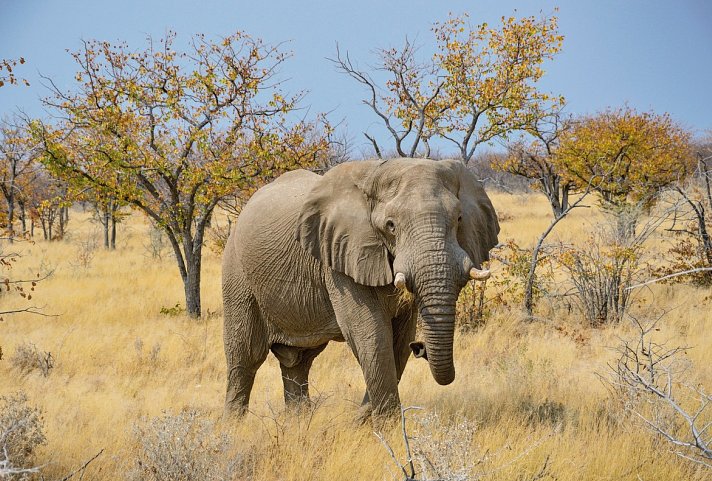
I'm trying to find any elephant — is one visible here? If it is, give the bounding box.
[222,158,499,419]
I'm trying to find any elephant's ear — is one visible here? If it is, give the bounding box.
[296,161,393,287]
[451,161,500,267]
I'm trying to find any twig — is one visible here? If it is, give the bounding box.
[58,448,104,481]
[626,267,712,290]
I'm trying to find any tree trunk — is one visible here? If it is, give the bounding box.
[165,230,203,319]
[561,183,570,213]
[110,214,117,249]
[183,251,202,318]
[103,208,110,249]
[6,192,14,241]
[110,199,117,249]
[19,200,26,235]
[694,203,712,282]
[58,207,65,240]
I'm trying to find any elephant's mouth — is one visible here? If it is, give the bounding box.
[409,341,428,360]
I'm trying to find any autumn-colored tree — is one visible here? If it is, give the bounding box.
[35,31,329,317]
[500,104,574,218]
[0,117,39,238]
[334,12,563,162]
[555,107,693,212]
[22,167,71,241]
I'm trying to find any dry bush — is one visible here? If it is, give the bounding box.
[0,392,46,479]
[609,314,711,469]
[142,223,169,260]
[489,240,556,308]
[378,408,554,481]
[556,209,659,325]
[71,234,98,270]
[457,280,488,331]
[408,411,479,481]
[658,235,712,286]
[465,240,556,327]
[129,410,248,481]
[11,342,53,376]
[133,338,163,370]
[658,151,712,285]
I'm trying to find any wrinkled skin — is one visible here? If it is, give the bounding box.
[223,158,499,418]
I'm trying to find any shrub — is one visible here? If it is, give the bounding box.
[129,410,246,481]
[11,342,53,377]
[0,392,46,479]
[378,409,554,481]
[609,315,712,467]
[410,411,479,481]
[556,210,658,326]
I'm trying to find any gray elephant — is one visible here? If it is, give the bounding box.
[222,158,499,418]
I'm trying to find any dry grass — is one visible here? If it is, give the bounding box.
[0,193,710,480]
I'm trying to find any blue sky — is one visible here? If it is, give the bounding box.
[1,0,710,155]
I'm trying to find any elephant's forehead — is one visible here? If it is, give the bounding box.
[375,160,459,195]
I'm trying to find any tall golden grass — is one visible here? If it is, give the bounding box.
[1,192,710,480]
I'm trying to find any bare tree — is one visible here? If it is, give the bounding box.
[332,41,442,160]
[501,105,574,218]
[663,138,712,284]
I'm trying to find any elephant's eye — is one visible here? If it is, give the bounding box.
[458,215,463,223]
[386,219,396,234]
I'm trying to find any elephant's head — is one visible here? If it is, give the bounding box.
[296,158,500,385]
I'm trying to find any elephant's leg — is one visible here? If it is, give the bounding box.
[392,310,418,382]
[223,271,269,417]
[326,276,400,419]
[360,311,417,406]
[272,343,328,408]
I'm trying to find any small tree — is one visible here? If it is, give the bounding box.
[499,104,574,218]
[23,167,71,241]
[36,31,329,317]
[81,187,128,250]
[0,117,38,238]
[334,12,564,162]
[555,107,692,236]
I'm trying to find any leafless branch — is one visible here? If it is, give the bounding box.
[609,314,712,467]
[627,268,712,290]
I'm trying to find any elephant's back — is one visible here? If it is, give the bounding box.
[234,169,320,245]
[228,169,337,343]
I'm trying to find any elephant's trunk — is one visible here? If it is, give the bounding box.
[395,216,471,386]
[419,296,458,385]
[410,245,462,386]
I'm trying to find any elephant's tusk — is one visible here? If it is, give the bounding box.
[469,267,491,281]
[394,272,407,290]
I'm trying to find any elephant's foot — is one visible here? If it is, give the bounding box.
[223,402,249,423]
[355,401,373,425]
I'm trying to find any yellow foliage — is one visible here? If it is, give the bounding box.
[555,107,693,206]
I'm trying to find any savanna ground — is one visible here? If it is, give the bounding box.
[1,191,710,480]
